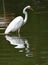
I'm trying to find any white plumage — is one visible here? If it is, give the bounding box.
[5,5,33,35]
[5,16,23,34]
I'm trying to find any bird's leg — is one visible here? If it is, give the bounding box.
[18,28,20,37]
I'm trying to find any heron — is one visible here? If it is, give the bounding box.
[4,5,33,36]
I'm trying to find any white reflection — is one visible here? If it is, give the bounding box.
[5,35,32,57]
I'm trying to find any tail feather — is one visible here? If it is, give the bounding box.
[4,29,10,34]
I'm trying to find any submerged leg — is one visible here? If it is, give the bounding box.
[18,28,20,37]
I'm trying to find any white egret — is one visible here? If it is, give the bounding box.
[4,5,33,35]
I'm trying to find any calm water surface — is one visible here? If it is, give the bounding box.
[0,0,48,65]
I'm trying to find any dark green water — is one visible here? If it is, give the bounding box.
[0,0,48,65]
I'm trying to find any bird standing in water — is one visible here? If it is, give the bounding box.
[5,5,33,36]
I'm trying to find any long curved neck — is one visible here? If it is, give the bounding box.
[23,7,28,24]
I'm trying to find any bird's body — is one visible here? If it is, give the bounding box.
[5,5,33,35]
[5,16,23,34]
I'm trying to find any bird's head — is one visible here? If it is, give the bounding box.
[26,5,34,11]
[23,5,34,14]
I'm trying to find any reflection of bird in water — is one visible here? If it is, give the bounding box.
[4,5,33,36]
[5,35,29,51]
[5,35,33,57]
